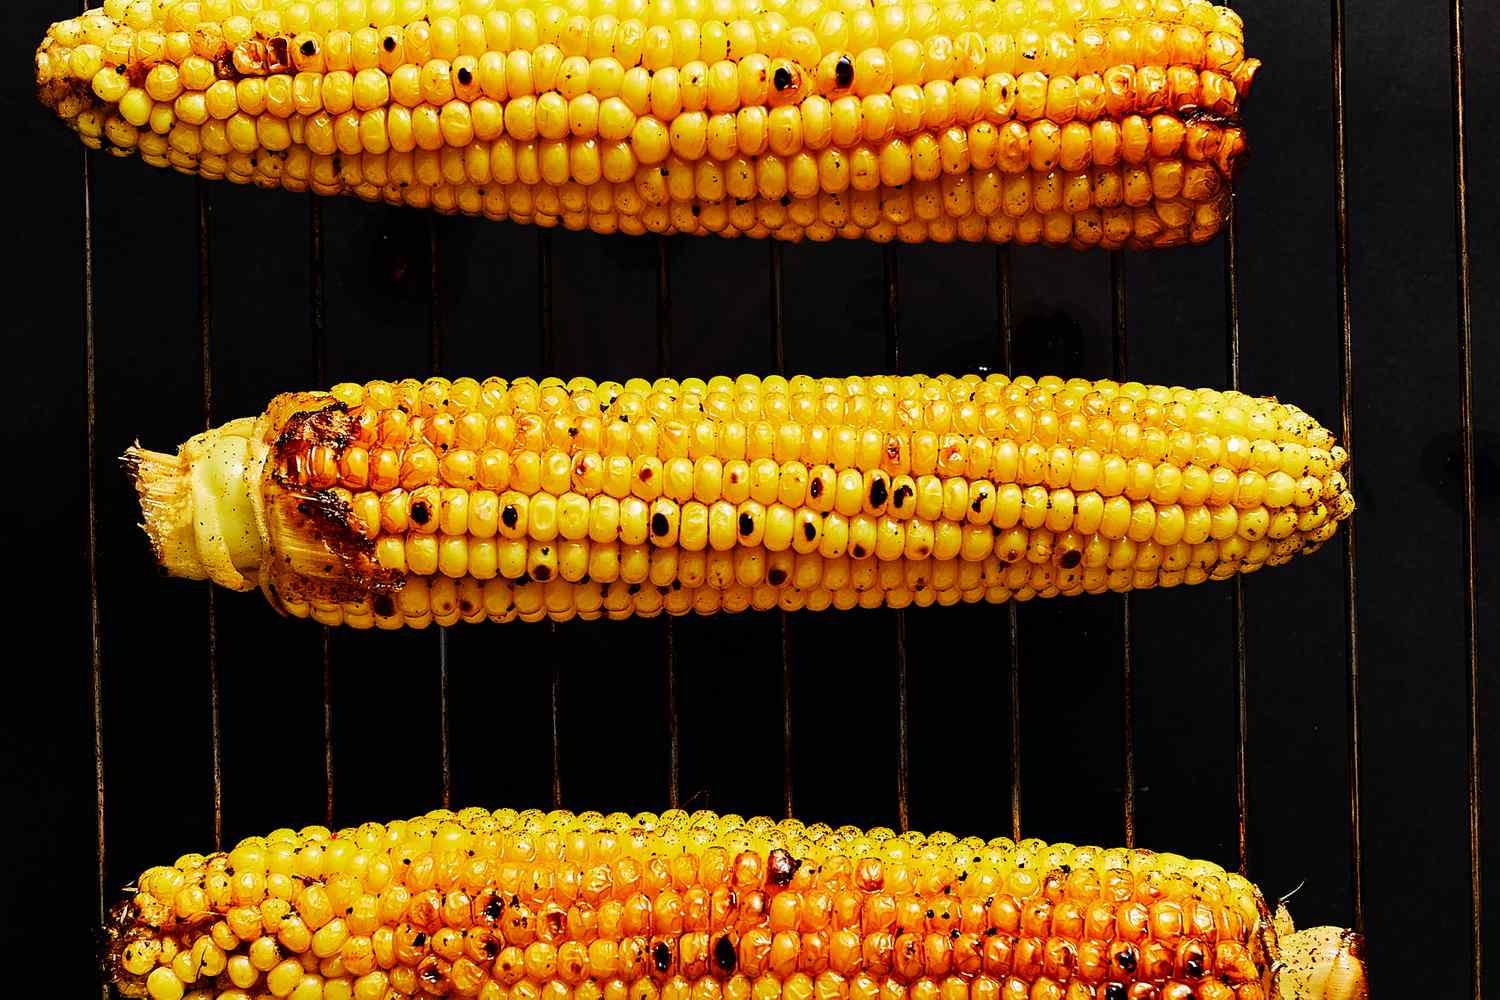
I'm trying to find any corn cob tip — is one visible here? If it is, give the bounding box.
[123,419,269,594]
[1274,917,1369,1000]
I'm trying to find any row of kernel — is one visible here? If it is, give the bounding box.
[330,376,1308,438]
[323,439,1336,511]
[91,0,1246,39]
[310,412,1334,484]
[113,118,1228,223]
[288,554,1270,627]
[353,499,1325,582]
[60,1,1248,79]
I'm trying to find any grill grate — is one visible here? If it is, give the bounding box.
[76,1,1485,994]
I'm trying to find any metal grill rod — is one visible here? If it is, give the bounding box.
[1328,0,1366,935]
[770,241,794,820]
[310,197,334,828]
[1224,210,1250,875]
[198,184,223,852]
[995,247,1021,844]
[658,237,681,810]
[882,246,911,834]
[1448,1,1482,995]
[83,142,107,1000]
[428,218,453,809]
[540,228,562,810]
[1110,251,1136,849]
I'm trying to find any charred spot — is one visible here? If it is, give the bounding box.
[485,938,500,959]
[714,934,737,972]
[972,493,986,512]
[652,512,670,536]
[421,964,442,984]
[639,466,654,480]
[568,426,578,437]
[739,513,754,535]
[835,55,854,88]
[459,598,474,614]
[1103,986,1125,1000]
[653,942,672,973]
[300,38,317,56]
[893,484,913,506]
[869,478,888,507]
[691,205,701,216]
[413,933,427,947]
[779,194,791,207]
[773,66,792,90]
[803,521,817,541]
[410,500,431,524]
[851,544,864,557]
[484,897,504,921]
[628,583,641,594]
[809,478,823,498]
[373,593,396,617]
[1115,948,1136,974]
[768,568,787,586]
[383,34,397,51]
[457,66,473,85]
[1184,953,1205,979]
[767,848,801,886]
[949,930,959,939]
[266,34,291,72]
[671,579,681,590]
[502,504,519,528]
[1058,550,1082,569]
[984,927,997,936]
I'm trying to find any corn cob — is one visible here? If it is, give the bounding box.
[125,372,1354,628]
[105,805,1367,1000]
[36,0,1258,249]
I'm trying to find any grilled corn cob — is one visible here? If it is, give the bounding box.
[105,806,1367,1000]
[125,372,1354,627]
[36,0,1258,249]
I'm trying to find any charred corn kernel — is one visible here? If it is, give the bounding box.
[108,806,1363,1000]
[127,371,1350,626]
[37,1,1257,248]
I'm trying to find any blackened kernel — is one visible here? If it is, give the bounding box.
[803,521,817,541]
[502,504,519,528]
[714,935,736,972]
[773,66,792,90]
[834,55,854,88]
[869,477,888,507]
[739,512,754,535]
[809,478,823,498]
[767,849,801,886]
[653,942,671,972]
[652,512,670,536]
